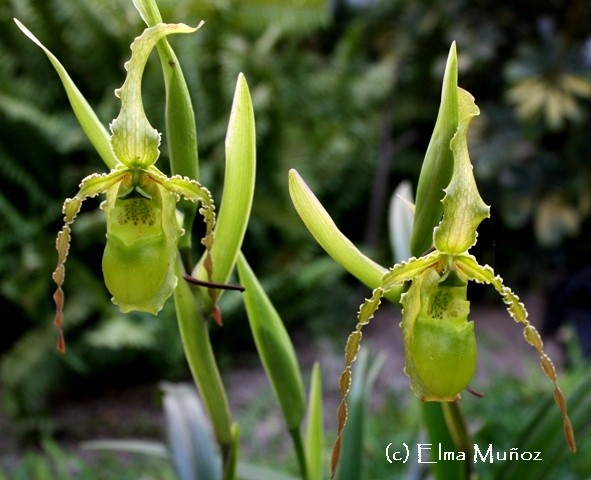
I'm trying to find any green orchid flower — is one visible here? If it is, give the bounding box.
[18,3,257,470]
[24,22,216,353]
[289,44,576,478]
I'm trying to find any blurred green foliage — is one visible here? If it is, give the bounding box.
[0,437,176,480]
[361,365,591,480]
[1,0,590,437]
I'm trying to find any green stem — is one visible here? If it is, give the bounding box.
[421,402,467,480]
[222,424,240,480]
[442,401,472,478]
[173,257,234,465]
[157,38,200,253]
[289,427,309,480]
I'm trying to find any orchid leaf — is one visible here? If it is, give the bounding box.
[410,43,458,257]
[288,168,401,303]
[193,74,256,307]
[236,252,306,431]
[13,19,117,169]
[305,363,324,480]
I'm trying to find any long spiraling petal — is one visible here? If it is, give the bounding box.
[52,169,129,352]
[455,254,576,452]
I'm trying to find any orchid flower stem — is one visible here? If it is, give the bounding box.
[290,428,309,480]
[442,402,472,476]
[173,257,235,470]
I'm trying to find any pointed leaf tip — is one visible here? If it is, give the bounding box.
[410,43,459,257]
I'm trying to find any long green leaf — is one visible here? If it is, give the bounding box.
[236,252,306,432]
[421,403,467,480]
[194,74,257,303]
[173,257,233,449]
[237,463,300,480]
[81,439,169,458]
[410,43,458,257]
[288,169,401,304]
[82,439,304,480]
[13,19,117,170]
[305,363,325,480]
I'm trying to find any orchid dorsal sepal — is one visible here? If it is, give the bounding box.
[109,23,200,169]
[48,23,218,352]
[433,87,489,255]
